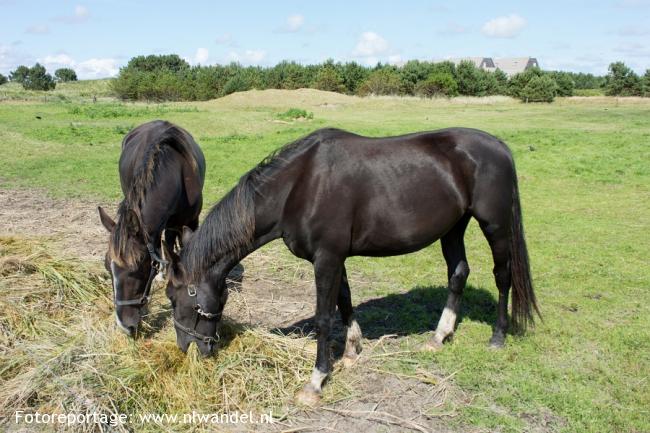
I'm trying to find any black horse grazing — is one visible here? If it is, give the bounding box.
[164,127,540,405]
[98,120,205,337]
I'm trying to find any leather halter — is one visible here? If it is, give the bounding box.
[173,284,221,346]
[113,242,168,307]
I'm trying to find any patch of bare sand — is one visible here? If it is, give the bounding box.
[0,186,110,262]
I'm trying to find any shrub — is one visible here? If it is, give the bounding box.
[481,69,508,95]
[414,72,458,97]
[520,75,558,102]
[276,108,313,121]
[22,63,56,91]
[399,60,438,95]
[222,74,252,96]
[508,67,544,98]
[456,60,485,96]
[570,72,605,89]
[340,61,369,94]
[9,65,30,83]
[604,62,642,96]
[54,68,78,82]
[548,71,575,96]
[643,69,650,97]
[357,68,402,96]
[126,54,190,73]
[0,73,7,85]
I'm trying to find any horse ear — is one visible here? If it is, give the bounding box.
[181,226,195,246]
[125,209,140,236]
[98,206,116,232]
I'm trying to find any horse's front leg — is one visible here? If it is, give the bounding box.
[295,252,342,406]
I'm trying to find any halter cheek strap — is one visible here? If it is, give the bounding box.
[172,284,221,346]
[113,242,169,308]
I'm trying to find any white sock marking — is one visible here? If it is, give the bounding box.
[310,368,328,391]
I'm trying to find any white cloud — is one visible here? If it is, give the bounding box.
[481,14,526,38]
[37,52,118,79]
[226,49,266,65]
[194,48,209,64]
[41,53,75,68]
[76,58,119,79]
[388,54,404,66]
[353,31,389,57]
[75,5,89,18]
[276,13,305,33]
[26,24,50,34]
[0,43,33,74]
[286,14,304,32]
[54,4,90,24]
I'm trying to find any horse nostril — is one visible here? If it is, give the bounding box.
[127,325,137,337]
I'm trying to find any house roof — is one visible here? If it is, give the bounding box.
[493,58,539,76]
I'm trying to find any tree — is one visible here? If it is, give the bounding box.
[126,54,190,73]
[520,75,558,102]
[399,60,437,95]
[643,69,650,96]
[455,60,485,96]
[548,71,575,96]
[604,62,642,96]
[54,68,78,82]
[0,73,7,85]
[357,68,402,96]
[9,65,30,83]
[313,62,345,92]
[22,63,56,91]
[508,67,544,98]
[340,61,369,94]
[481,69,507,95]
[414,72,458,97]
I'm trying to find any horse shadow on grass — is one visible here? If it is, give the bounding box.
[276,284,498,349]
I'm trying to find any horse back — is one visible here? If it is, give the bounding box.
[279,128,514,258]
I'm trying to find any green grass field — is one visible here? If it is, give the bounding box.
[1,82,649,432]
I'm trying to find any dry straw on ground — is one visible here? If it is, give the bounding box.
[0,236,342,432]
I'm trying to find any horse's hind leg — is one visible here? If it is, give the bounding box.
[479,222,512,348]
[424,214,471,351]
[338,266,362,367]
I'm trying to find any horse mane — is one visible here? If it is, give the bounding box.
[181,129,329,280]
[110,121,200,267]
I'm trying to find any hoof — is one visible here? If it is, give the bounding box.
[342,353,359,368]
[421,337,444,352]
[488,336,505,349]
[295,384,321,407]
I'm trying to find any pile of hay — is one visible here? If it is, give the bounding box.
[0,236,345,432]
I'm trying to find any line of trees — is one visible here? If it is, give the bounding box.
[4,56,649,100]
[2,64,78,90]
[111,55,650,103]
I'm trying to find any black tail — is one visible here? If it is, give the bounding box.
[510,177,541,331]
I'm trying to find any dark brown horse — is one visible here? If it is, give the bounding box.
[164,127,540,405]
[98,120,205,337]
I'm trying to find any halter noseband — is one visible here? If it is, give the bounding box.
[173,284,221,346]
[113,242,168,307]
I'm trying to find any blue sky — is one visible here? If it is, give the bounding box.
[1,0,649,79]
